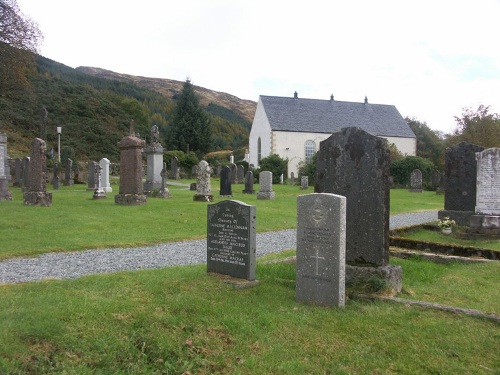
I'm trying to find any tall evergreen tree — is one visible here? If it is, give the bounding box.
[168,79,212,155]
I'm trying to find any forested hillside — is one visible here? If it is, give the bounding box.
[0,51,255,161]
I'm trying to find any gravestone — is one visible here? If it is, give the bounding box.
[409,169,423,192]
[431,170,444,194]
[92,164,106,199]
[439,142,484,225]
[242,171,255,194]
[14,158,22,187]
[22,157,31,192]
[52,163,60,190]
[23,138,52,206]
[300,176,309,190]
[236,165,245,184]
[193,160,213,201]
[171,157,180,180]
[290,172,295,186]
[87,161,97,191]
[207,200,256,280]
[468,148,500,236]
[256,171,275,200]
[228,163,237,184]
[143,126,164,193]
[219,165,232,197]
[115,134,147,205]
[190,183,197,191]
[157,162,171,198]
[99,158,112,192]
[296,193,346,307]
[0,133,12,200]
[216,165,222,177]
[63,158,74,186]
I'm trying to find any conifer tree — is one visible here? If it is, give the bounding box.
[168,79,212,156]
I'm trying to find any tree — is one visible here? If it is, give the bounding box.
[447,105,500,148]
[390,155,435,187]
[168,79,212,156]
[406,117,446,170]
[256,154,288,184]
[0,0,43,94]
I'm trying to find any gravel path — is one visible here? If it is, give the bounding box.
[0,211,438,284]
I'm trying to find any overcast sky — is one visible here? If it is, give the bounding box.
[16,0,500,134]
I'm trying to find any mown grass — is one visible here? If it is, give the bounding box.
[0,256,499,374]
[0,184,444,260]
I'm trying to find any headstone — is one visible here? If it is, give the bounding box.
[229,154,234,164]
[439,142,484,225]
[228,163,237,184]
[216,165,222,177]
[63,158,74,186]
[87,161,97,191]
[22,157,31,192]
[143,126,164,193]
[296,193,346,307]
[409,169,423,192]
[23,138,52,206]
[242,171,255,194]
[257,171,275,200]
[171,157,180,180]
[300,175,309,190]
[99,158,112,192]
[207,200,256,280]
[157,162,171,198]
[190,182,197,191]
[315,127,390,267]
[219,165,232,197]
[193,160,213,201]
[290,172,295,186]
[431,170,444,193]
[236,165,245,184]
[92,164,106,199]
[115,134,147,205]
[52,163,60,190]
[13,158,22,187]
[0,133,13,200]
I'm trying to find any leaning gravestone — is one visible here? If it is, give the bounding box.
[115,133,147,205]
[0,133,13,200]
[242,171,255,194]
[296,193,346,307]
[409,169,423,192]
[256,171,275,200]
[315,127,401,294]
[439,142,484,225]
[207,200,256,281]
[99,158,112,192]
[219,165,232,197]
[23,138,52,206]
[193,160,213,201]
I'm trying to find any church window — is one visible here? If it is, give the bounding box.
[305,140,316,164]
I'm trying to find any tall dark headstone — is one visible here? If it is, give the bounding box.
[64,158,74,186]
[242,171,255,194]
[23,138,52,206]
[13,158,22,187]
[115,134,147,205]
[219,165,232,197]
[228,163,237,184]
[52,163,60,190]
[0,133,12,200]
[87,161,97,191]
[22,157,31,192]
[439,142,484,225]
[207,200,256,280]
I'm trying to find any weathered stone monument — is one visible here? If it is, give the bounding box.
[0,133,13,200]
[431,170,445,194]
[87,161,97,191]
[157,162,171,198]
[23,138,52,206]
[242,171,255,194]
[439,142,484,225]
[409,169,423,192]
[13,158,22,187]
[290,172,295,186]
[228,163,237,184]
[207,200,256,281]
[296,193,346,307]
[219,165,232,197]
[115,132,147,205]
[92,164,106,199]
[22,157,30,192]
[63,158,74,186]
[52,163,60,190]
[99,158,112,192]
[300,176,309,190]
[193,160,213,202]
[315,127,401,294]
[236,165,245,184]
[171,156,180,180]
[467,148,500,237]
[256,171,275,200]
[143,125,164,194]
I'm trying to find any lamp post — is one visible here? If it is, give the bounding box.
[56,126,62,162]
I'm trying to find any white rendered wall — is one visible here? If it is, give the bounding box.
[249,98,272,168]
[382,136,416,156]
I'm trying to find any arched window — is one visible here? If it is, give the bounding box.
[257,137,262,162]
[305,140,316,164]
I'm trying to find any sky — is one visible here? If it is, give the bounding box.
[15,0,500,134]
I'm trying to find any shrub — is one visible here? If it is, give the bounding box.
[256,154,288,184]
[390,156,435,187]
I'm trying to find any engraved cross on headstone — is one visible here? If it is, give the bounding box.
[310,246,325,276]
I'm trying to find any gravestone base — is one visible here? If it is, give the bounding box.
[193,194,214,202]
[346,264,402,296]
[157,189,171,198]
[0,178,12,200]
[220,194,233,198]
[466,215,500,238]
[409,188,422,193]
[242,189,255,194]
[438,210,475,227]
[93,189,107,199]
[143,181,161,193]
[114,194,147,205]
[23,191,52,207]
[257,191,275,200]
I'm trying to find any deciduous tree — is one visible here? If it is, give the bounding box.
[447,105,500,148]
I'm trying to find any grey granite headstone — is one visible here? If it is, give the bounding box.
[300,176,309,190]
[228,163,237,184]
[257,171,275,200]
[475,148,500,215]
[64,158,74,186]
[242,171,255,194]
[296,193,346,307]
[290,172,295,186]
[409,169,423,192]
[87,161,97,191]
[14,158,22,187]
[23,138,52,206]
[115,135,147,205]
[143,128,164,193]
[315,127,390,267]
[193,160,213,201]
[171,157,180,180]
[0,133,12,200]
[236,165,245,184]
[219,166,232,197]
[22,157,30,192]
[207,200,256,280]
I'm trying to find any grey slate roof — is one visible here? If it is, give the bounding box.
[260,95,415,138]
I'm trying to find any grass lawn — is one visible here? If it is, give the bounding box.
[0,184,444,260]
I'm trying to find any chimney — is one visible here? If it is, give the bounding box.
[294,91,298,99]
[364,96,368,104]
[330,94,334,102]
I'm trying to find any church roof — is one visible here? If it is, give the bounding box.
[260,94,415,138]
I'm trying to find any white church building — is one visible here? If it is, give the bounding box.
[249,92,416,177]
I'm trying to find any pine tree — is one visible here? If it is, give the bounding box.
[168,79,212,155]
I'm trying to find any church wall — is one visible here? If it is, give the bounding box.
[249,98,272,168]
[382,136,417,156]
